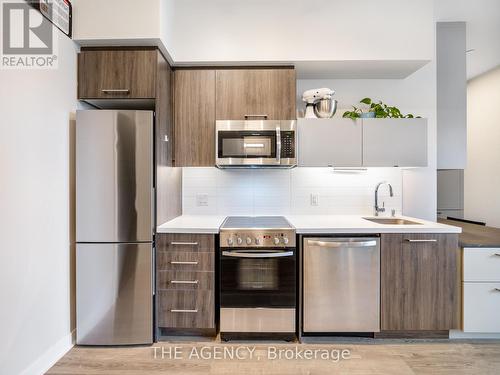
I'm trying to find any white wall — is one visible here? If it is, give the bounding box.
[0,32,79,374]
[165,0,433,63]
[297,61,438,221]
[72,0,173,62]
[464,67,500,227]
[435,0,500,79]
[183,168,402,216]
[72,0,160,40]
[73,0,433,67]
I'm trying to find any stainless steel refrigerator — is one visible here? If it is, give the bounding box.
[76,110,154,345]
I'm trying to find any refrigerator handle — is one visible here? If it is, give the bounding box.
[151,186,156,238]
[152,243,155,296]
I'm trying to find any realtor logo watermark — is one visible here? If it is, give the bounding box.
[1,0,58,69]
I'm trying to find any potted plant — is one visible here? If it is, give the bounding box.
[342,98,420,119]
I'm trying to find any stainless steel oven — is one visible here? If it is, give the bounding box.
[219,216,297,338]
[215,120,296,168]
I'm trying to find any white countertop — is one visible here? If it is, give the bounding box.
[157,215,461,234]
[157,215,226,234]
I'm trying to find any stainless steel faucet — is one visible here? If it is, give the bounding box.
[374,181,394,216]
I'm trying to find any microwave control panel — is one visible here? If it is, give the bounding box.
[281,131,295,158]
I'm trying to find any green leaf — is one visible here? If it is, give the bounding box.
[360,97,372,105]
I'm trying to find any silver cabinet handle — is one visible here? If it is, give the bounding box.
[170,261,199,265]
[244,114,268,119]
[170,309,198,313]
[276,126,281,163]
[307,240,377,248]
[101,89,130,93]
[404,239,438,243]
[222,250,294,258]
[170,280,199,285]
[170,242,199,246]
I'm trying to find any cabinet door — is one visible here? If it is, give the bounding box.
[216,68,296,120]
[298,118,362,167]
[381,233,460,331]
[362,118,428,167]
[174,69,216,166]
[78,50,157,99]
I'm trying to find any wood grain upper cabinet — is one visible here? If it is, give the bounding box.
[173,69,216,167]
[216,68,296,120]
[380,233,460,331]
[78,49,157,99]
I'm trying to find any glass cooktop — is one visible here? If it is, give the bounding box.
[221,216,293,230]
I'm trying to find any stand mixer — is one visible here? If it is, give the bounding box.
[302,88,336,118]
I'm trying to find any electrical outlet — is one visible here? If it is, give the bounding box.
[196,194,209,206]
[310,194,319,206]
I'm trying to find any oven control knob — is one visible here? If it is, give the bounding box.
[246,237,252,245]
[273,237,280,245]
[236,237,243,245]
[283,236,289,245]
[255,238,261,245]
[227,238,234,246]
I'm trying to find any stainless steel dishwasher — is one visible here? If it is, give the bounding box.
[303,237,380,333]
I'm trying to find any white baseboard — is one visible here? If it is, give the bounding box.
[450,330,500,340]
[21,330,75,375]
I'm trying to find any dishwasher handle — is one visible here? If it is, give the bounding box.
[307,239,378,248]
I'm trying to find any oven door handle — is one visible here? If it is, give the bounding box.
[222,250,294,258]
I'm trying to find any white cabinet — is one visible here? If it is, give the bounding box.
[463,247,500,333]
[298,119,362,167]
[362,118,427,167]
[437,22,467,169]
[463,283,500,333]
[464,248,500,282]
[437,169,464,219]
[297,118,428,168]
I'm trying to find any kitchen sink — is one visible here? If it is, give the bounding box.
[363,217,422,225]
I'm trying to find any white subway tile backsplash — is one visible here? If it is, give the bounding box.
[182,167,403,216]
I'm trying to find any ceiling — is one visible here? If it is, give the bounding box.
[435,0,500,79]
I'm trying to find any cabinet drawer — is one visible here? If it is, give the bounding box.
[158,290,214,329]
[157,251,214,271]
[464,248,500,282]
[78,50,157,99]
[463,283,500,332]
[156,233,214,252]
[157,270,214,290]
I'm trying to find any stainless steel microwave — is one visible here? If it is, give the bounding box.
[215,120,296,168]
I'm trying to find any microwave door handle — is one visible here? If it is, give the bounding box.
[276,126,281,164]
[244,143,265,148]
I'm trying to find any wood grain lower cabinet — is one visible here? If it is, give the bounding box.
[173,69,216,167]
[216,68,296,120]
[380,233,460,331]
[156,233,215,331]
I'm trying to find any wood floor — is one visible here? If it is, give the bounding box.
[47,340,500,375]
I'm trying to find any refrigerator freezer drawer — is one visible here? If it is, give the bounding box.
[303,237,380,333]
[76,243,153,345]
[76,110,154,243]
